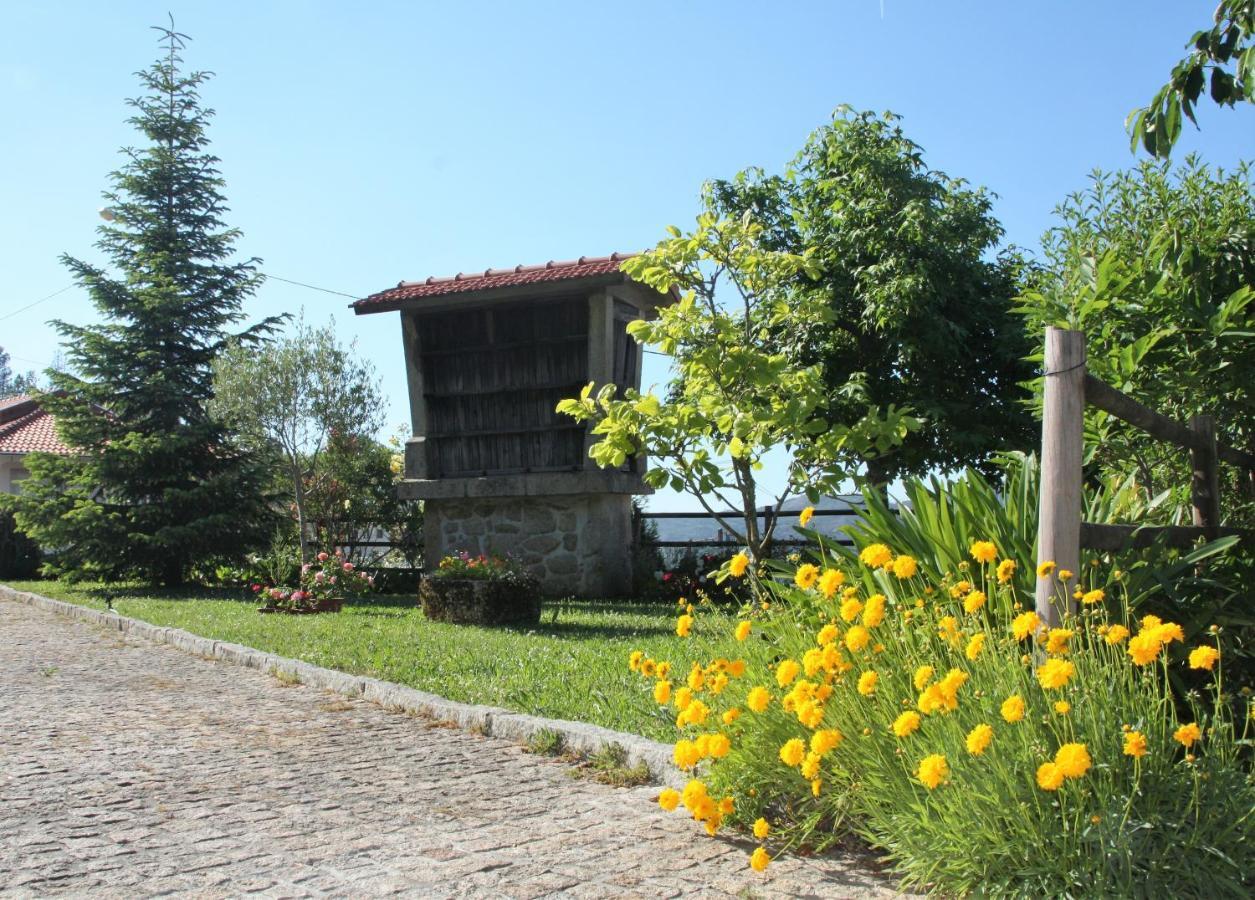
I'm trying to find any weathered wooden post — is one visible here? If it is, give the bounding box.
[1035,327,1085,629]
[1190,415,1221,539]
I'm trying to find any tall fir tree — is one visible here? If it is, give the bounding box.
[5,25,278,584]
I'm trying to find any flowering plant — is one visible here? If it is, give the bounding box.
[249,548,374,611]
[430,551,530,583]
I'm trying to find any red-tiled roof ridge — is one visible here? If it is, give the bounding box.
[396,252,637,289]
[0,405,73,456]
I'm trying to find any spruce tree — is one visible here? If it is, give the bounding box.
[6,25,278,584]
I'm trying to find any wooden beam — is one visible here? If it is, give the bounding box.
[1191,415,1221,537]
[1080,522,1249,551]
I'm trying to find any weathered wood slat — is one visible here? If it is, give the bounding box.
[1079,522,1249,551]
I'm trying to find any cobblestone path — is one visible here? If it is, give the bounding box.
[0,599,903,898]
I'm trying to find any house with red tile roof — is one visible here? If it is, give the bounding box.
[0,394,74,493]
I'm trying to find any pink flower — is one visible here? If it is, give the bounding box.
[317,552,329,562]
[343,562,354,572]
[314,571,326,583]
[330,575,338,584]
[251,584,261,593]
[291,590,305,602]
[269,588,283,600]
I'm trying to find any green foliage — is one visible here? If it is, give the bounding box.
[709,108,1036,486]
[210,314,384,561]
[1018,158,1255,525]
[0,511,40,579]
[0,347,36,398]
[4,28,279,584]
[557,210,916,560]
[1129,0,1254,157]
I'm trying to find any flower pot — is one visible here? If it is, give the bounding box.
[256,596,345,615]
[419,577,541,626]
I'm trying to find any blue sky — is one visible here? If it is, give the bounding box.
[1,1,1250,509]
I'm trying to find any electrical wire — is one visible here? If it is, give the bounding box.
[0,285,74,323]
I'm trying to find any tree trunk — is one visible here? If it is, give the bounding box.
[291,459,311,563]
[864,455,892,503]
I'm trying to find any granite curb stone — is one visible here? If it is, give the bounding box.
[0,583,684,788]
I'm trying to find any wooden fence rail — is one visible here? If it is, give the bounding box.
[1035,327,1254,628]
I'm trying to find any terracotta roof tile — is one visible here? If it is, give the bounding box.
[0,396,74,456]
[354,252,640,312]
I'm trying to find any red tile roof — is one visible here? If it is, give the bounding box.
[0,395,74,456]
[354,252,643,312]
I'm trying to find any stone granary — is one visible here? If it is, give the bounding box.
[354,254,671,597]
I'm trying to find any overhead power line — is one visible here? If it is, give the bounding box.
[0,285,75,323]
[262,273,360,300]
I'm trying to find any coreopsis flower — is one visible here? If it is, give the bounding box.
[916,753,949,789]
[1012,611,1042,642]
[1081,589,1105,605]
[654,680,671,705]
[938,615,962,646]
[706,733,732,758]
[746,686,771,713]
[1054,700,1071,715]
[857,670,879,696]
[722,708,741,725]
[965,633,987,661]
[845,625,871,653]
[1036,761,1064,791]
[996,558,1017,584]
[641,659,656,677]
[629,650,644,672]
[727,659,746,678]
[674,687,693,711]
[657,788,680,811]
[794,564,820,590]
[1001,694,1026,723]
[673,741,701,770]
[863,594,886,628]
[840,597,863,622]
[1123,730,1148,758]
[818,568,844,599]
[970,541,998,564]
[1154,621,1186,644]
[1127,632,1163,666]
[960,590,985,614]
[1037,658,1075,690]
[749,847,770,872]
[1036,560,1056,579]
[802,648,824,678]
[1054,742,1092,779]
[799,506,814,527]
[753,817,770,839]
[859,543,893,569]
[913,665,935,691]
[681,778,707,810]
[776,659,801,687]
[735,620,752,642]
[1058,569,1074,582]
[729,552,750,578]
[1189,646,1220,671]
[966,723,994,756]
[816,623,839,646]
[892,555,919,579]
[779,738,806,767]
[1104,624,1130,645]
[810,729,842,755]
[949,580,973,599]
[893,710,922,738]
[675,614,694,638]
[1173,722,1202,748]
[1045,628,1074,656]
[800,752,822,780]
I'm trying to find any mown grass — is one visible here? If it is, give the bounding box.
[4,580,731,742]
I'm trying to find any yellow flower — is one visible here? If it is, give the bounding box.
[892,555,919,579]
[794,563,820,590]
[640,659,656,677]
[1173,722,1202,748]
[863,594,886,628]
[1045,628,1073,656]
[776,659,801,687]
[629,650,644,671]
[1154,621,1185,644]
[800,751,822,780]
[729,552,750,578]
[1054,742,1092,779]
[840,596,863,623]
[675,614,693,638]
[753,817,770,839]
[1036,761,1064,791]
[1001,694,1025,723]
[811,778,823,797]
[810,728,842,755]
[657,661,671,680]
[1054,700,1071,715]
[845,625,871,653]
[963,590,987,614]
[966,723,993,756]
[722,707,741,725]
[654,680,672,705]
[707,733,732,758]
[965,633,987,661]
[749,847,770,872]
[892,710,922,738]
[1189,646,1220,671]
[674,686,693,711]
[816,623,839,646]
[916,753,949,790]
[1012,611,1042,642]
[938,615,962,645]
[970,541,998,564]
[1127,632,1163,666]
[1037,560,1056,579]
[802,647,824,677]
[913,665,935,691]
[1081,588,1105,605]
[949,580,973,599]
[658,787,680,811]
[996,558,1017,584]
[818,568,844,599]
[1037,658,1075,690]
[735,620,752,642]
[779,738,806,767]
[686,664,704,692]
[1104,624,1130,645]
[859,543,893,569]
[1123,730,1148,758]
[857,670,879,696]
[673,740,701,770]
[728,659,746,678]
[746,686,771,713]
[718,795,735,816]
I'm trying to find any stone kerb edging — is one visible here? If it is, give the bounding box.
[0,585,683,788]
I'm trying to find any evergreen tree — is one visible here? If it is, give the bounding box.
[5,25,279,584]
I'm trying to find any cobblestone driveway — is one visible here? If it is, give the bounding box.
[0,599,902,898]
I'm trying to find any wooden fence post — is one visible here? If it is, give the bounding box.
[1190,415,1221,539]
[1035,327,1085,629]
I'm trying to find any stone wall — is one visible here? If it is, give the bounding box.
[425,493,634,598]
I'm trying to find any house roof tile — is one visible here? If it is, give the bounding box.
[0,395,74,456]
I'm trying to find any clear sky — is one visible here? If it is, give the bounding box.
[1,1,1250,510]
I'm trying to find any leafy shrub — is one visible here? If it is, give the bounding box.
[632,541,1254,896]
[429,552,530,583]
[0,510,40,579]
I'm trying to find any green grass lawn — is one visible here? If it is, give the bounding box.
[4,580,735,742]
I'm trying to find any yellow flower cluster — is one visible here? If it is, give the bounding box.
[1127,614,1184,666]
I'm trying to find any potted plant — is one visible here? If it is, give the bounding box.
[419,552,541,625]
[254,549,374,614]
